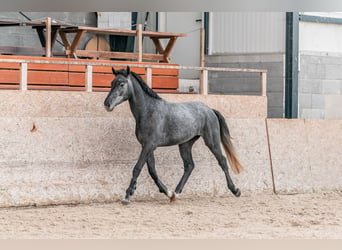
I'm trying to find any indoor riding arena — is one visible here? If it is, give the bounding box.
[0,12,341,239]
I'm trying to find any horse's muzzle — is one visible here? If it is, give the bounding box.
[104,99,114,112]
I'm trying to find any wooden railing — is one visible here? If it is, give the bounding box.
[0,58,267,96]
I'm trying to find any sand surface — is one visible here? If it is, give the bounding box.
[0,192,341,239]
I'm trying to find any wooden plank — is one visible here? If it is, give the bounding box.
[65,50,165,62]
[61,26,186,38]
[0,62,20,69]
[92,74,115,87]
[92,65,145,75]
[163,37,177,63]
[92,87,110,92]
[67,50,138,60]
[68,64,86,72]
[58,30,71,51]
[0,70,20,83]
[0,84,20,90]
[140,75,178,89]
[28,63,68,71]
[27,85,85,91]
[70,30,86,54]
[28,71,69,85]
[70,73,114,88]
[69,72,85,86]
[152,68,179,76]
[154,89,179,93]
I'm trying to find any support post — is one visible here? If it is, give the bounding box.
[200,69,208,95]
[200,28,205,68]
[85,65,93,92]
[260,72,267,96]
[285,12,299,118]
[137,24,143,62]
[45,17,52,57]
[146,67,152,88]
[20,62,28,91]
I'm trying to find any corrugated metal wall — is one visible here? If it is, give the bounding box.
[209,12,286,54]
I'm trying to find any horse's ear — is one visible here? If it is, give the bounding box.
[126,66,130,75]
[112,67,118,75]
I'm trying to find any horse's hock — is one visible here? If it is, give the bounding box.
[0,90,341,207]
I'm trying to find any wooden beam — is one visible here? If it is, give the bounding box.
[65,50,164,61]
[58,30,71,57]
[137,24,143,62]
[163,37,177,63]
[200,69,208,95]
[260,72,267,96]
[146,67,152,88]
[200,28,205,68]
[45,17,52,57]
[20,62,28,91]
[86,65,93,92]
[69,30,86,58]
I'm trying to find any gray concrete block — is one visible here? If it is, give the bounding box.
[299,79,322,94]
[322,80,341,94]
[311,94,325,109]
[325,64,342,80]
[267,77,284,92]
[299,93,312,109]
[301,109,325,119]
[268,107,284,118]
[267,92,284,108]
[325,95,342,119]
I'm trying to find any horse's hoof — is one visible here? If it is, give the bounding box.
[122,199,130,205]
[233,188,241,197]
[170,192,178,203]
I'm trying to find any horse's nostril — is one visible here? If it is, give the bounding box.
[104,100,109,107]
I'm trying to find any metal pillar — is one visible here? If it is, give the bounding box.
[285,12,299,118]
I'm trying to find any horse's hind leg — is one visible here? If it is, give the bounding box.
[147,152,173,198]
[173,136,200,201]
[203,133,241,197]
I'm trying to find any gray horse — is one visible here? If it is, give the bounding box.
[104,66,244,205]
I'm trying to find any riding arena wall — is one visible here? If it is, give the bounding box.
[0,90,341,207]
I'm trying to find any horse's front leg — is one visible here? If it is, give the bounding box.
[123,145,155,205]
[147,152,173,199]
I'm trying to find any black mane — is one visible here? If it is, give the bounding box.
[129,71,161,99]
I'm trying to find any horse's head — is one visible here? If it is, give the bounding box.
[104,66,133,111]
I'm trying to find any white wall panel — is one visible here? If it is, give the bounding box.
[209,12,286,54]
[299,21,342,53]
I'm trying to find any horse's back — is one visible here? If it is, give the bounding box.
[163,101,219,136]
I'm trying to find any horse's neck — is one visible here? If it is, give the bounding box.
[128,83,157,121]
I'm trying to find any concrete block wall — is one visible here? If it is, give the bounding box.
[267,119,342,193]
[0,12,97,53]
[206,53,285,118]
[0,90,341,207]
[299,52,342,119]
[0,91,270,207]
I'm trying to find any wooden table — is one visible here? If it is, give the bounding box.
[59,24,186,63]
[0,19,66,57]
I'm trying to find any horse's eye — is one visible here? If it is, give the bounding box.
[119,82,125,87]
